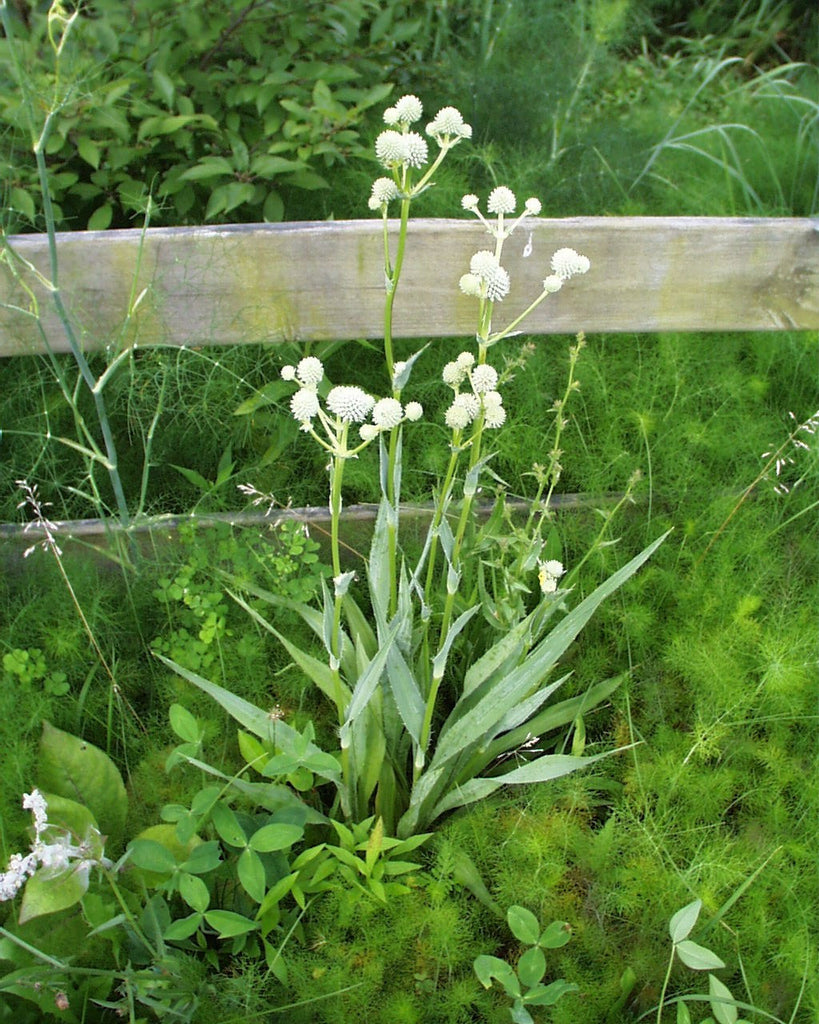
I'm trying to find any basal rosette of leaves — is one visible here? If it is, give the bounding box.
[160,94,668,841]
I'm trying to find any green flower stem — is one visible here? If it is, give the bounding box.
[328,439,353,817]
[383,196,412,383]
[103,867,158,961]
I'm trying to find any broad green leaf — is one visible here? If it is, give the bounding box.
[204,909,259,938]
[538,921,572,949]
[233,379,290,416]
[249,823,304,852]
[18,864,90,923]
[129,824,201,885]
[39,792,97,840]
[670,898,702,943]
[385,645,424,746]
[77,136,101,169]
[211,802,247,848]
[180,840,222,875]
[170,464,211,492]
[524,979,579,1006]
[87,204,113,231]
[517,946,546,988]
[676,939,726,970]
[38,722,127,846]
[709,974,738,1024]
[10,186,36,221]
[431,606,478,681]
[339,618,401,748]
[127,838,177,875]
[473,955,521,998]
[508,905,541,945]
[511,1004,535,1024]
[178,872,210,914]
[238,847,267,903]
[169,703,201,744]
[164,912,203,941]
[677,1001,692,1024]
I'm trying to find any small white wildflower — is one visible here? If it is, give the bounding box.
[456,351,475,369]
[367,195,382,211]
[483,390,503,411]
[392,94,423,124]
[22,790,48,837]
[459,273,482,297]
[375,130,406,167]
[370,177,400,205]
[443,361,468,388]
[403,132,429,168]
[445,402,471,431]
[551,247,591,280]
[524,197,542,215]
[542,275,563,293]
[537,559,565,594]
[487,186,517,215]
[327,386,375,423]
[427,106,472,140]
[404,401,423,421]
[470,364,499,393]
[290,389,320,423]
[0,851,37,901]
[280,365,296,381]
[296,356,324,388]
[372,397,404,428]
[359,424,380,442]
[461,194,479,211]
[483,403,507,429]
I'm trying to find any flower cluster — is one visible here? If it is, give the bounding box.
[369,95,472,210]
[281,358,422,451]
[461,186,542,240]
[537,559,565,595]
[542,247,591,293]
[459,250,511,303]
[442,351,506,431]
[0,790,111,902]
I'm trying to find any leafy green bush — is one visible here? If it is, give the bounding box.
[0,0,435,232]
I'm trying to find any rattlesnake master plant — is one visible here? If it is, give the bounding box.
[166,94,666,838]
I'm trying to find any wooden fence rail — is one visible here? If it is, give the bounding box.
[2,217,818,357]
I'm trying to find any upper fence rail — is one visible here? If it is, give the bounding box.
[1,217,818,357]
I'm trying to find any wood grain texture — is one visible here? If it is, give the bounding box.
[1,217,818,356]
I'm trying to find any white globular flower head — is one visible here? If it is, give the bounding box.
[483,390,503,411]
[280,365,296,381]
[370,177,400,206]
[470,364,499,394]
[542,275,563,293]
[327,386,375,424]
[461,194,479,211]
[487,186,517,215]
[372,397,404,429]
[483,402,507,429]
[452,392,480,421]
[445,402,471,431]
[291,389,320,424]
[404,401,423,421]
[375,130,407,167]
[402,132,428,168]
[296,356,324,388]
[470,250,500,277]
[457,351,475,369]
[443,360,468,389]
[551,247,591,281]
[392,94,423,124]
[459,273,482,297]
[484,264,511,302]
[426,106,472,142]
[524,197,542,215]
[359,424,380,442]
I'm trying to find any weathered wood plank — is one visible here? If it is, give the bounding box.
[1,217,817,357]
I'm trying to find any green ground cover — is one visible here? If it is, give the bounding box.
[1,2,817,1022]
